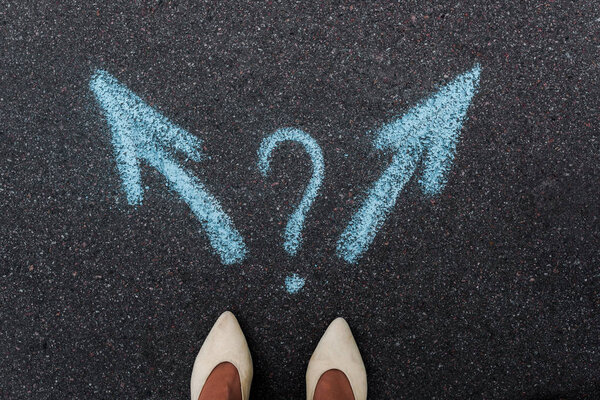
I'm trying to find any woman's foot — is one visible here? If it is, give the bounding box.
[314,369,355,400]
[306,318,367,400]
[198,362,242,400]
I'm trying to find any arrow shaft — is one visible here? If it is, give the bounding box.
[111,128,143,205]
[337,144,419,263]
[144,149,246,265]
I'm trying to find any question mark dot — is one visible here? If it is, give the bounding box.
[284,273,305,294]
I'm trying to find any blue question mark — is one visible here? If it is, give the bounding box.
[258,128,325,256]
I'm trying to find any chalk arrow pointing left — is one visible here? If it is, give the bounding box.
[90,70,246,265]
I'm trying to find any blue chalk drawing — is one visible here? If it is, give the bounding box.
[337,64,481,263]
[258,128,324,255]
[284,273,306,294]
[89,69,246,265]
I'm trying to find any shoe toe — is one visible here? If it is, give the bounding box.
[306,318,367,400]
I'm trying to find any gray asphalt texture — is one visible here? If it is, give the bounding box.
[1,1,599,399]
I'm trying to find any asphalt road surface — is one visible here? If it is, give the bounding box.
[1,1,599,399]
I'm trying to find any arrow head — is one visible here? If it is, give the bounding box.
[374,64,481,195]
[90,69,204,204]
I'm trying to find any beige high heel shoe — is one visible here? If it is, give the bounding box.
[306,317,367,400]
[190,311,253,400]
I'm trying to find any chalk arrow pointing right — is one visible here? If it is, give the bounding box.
[337,64,481,263]
[90,70,246,265]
